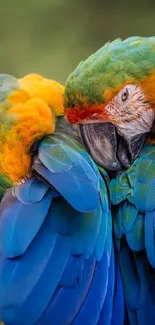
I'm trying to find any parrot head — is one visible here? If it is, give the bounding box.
[0,73,64,186]
[64,36,155,171]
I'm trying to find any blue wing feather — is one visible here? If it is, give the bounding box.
[72,252,109,325]
[97,246,115,325]
[13,177,49,204]
[111,143,155,324]
[110,253,124,325]
[33,160,100,213]
[145,210,155,267]
[37,257,96,325]
[0,117,124,325]
[0,188,53,257]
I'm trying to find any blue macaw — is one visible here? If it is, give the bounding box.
[64,36,155,325]
[0,74,124,324]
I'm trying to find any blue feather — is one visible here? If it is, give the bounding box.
[0,117,116,325]
[111,143,155,325]
[0,189,54,257]
[59,255,84,287]
[13,177,49,204]
[97,246,115,325]
[145,210,155,267]
[110,253,124,325]
[37,257,96,325]
[33,162,100,213]
[72,252,109,325]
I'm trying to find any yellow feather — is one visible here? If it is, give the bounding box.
[19,73,64,116]
[0,73,64,183]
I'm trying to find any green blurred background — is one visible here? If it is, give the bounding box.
[0,0,155,84]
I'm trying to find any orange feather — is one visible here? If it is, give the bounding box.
[0,74,64,183]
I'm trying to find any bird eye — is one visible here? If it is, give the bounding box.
[121,88,129,102]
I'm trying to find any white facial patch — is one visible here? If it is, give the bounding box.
[105,84,154,139]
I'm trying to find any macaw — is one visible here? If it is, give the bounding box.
[0,74,124,325]
[64,36,155,325]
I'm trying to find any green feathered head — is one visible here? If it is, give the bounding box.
[64,36,155,172]
[64,36,155,110]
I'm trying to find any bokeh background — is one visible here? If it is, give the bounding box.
[0,0,155,84]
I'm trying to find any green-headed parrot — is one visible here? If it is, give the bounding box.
[0,74,124,324]
[64,36,155,325]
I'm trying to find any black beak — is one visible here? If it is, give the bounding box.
[79,122,147,171]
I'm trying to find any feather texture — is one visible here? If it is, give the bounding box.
[64,36,155,108]
[0,117,124,325]
[111,143,155,324]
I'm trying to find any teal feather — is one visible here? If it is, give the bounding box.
[122,203,138,234]
[126,213,144,252]
[111,143,155,324]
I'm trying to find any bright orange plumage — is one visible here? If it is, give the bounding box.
[0,73,64,183]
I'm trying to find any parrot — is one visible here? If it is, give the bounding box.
[64,36,155,325]
[0,73,124,325]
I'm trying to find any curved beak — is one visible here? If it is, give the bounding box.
[79,122,146,171]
